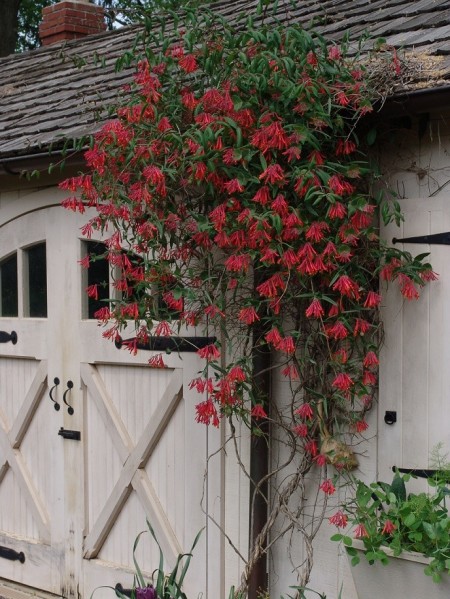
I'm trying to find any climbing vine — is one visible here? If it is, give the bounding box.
[62,1,435,594]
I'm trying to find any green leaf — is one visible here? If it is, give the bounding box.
[343,536,353,547]
[366,128,377,146]
[404,513,416,527]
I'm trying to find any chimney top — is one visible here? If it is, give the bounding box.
[39,1,106,47]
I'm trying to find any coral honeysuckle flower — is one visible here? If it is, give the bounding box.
[293,423,308,437]
[332,372,354,392]
[305,298,324,319]
[355,419,369,433]
[320,479,336,495]
[332,274,360,299]
[363,351,379,368]
[251,404,267,419]
[329,510,348,528]
[197,344,221,361]
[381,519,396,535]
[178,53,198,73]
[238,306,260,325]
[258,163,286,185]
[295,403,314,420]
[354,523,369,539]
[195,399,219,427]
[364,290,382,308]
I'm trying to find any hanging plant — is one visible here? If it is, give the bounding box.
[61,0,436,591]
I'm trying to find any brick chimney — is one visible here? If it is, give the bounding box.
[39,0,106,46]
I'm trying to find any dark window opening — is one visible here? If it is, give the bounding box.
[0,253,18,317]
[86,242,110,319]
[27,243,47,317]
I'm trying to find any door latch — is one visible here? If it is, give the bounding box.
[58,428,81,441]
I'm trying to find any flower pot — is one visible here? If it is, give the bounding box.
[348,541,450,599]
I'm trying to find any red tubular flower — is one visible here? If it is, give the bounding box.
[315,454,327,467]
[325,321,348,340]
[305,298,324,319]
[181,89,198,110]
[224,178,245,194]
[86,284,98,300]
[332,372,354,392]
[265,327,283,346]
[251,121,289,152]
[354,523,369,539]
[328,174,354,196]
[353,318,371,336]
[253,186,271,205]
[162,292,184,312]
[251,404,267,419]
[329,511,348,528]
[259,164,286,185]
[335,139,357,155]
[277,336,295,355]
[238,306,260,325]
[362,370,377,386]
[148,354,166,368]
[306,221,330,242]
[228,366,246,383]
[363,351,379,368]
[224,254,251,273]
[320,479,336,495]
[381,519,396,534]
[364,290,382,308]
[154,321,172,336]
[281,364,300,380]
[293,423,308,437]
[178,53,198,73]
[305,439,318,456]
[197,343,221,361]
[295,403,314,420]
[157,117,172,131]
[399,275,420,300]
[333,347,348,364]
[327,202,347,219]
[195,399,219,427]
[332,275,360,299]
[420,269,439,282]
[328,45,342,61]
[257,273,285,298]
[355,419,369,433]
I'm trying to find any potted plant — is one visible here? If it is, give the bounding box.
[330,470,450,598]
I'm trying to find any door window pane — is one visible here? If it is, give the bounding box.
[27,243,47,317]
[0,253,18,317]
[85,242,110,319]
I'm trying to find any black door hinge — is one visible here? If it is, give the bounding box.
[393,232,450,245]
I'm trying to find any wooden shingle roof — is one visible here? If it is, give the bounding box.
[1,0,450,161]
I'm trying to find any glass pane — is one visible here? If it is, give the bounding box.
[27,243,47,317]
[0,254,18,317]
[86,242,110,319]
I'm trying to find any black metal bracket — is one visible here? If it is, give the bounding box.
[0,330,17,344]
[384,410,397,425]
[393,231,450,245]
[115,335,217,353]
[62,380,74,415]
[49,377,60,411]
[0,545,25,563]
[115,584,132,598]
[392,466,450,482]
[58,428,81,441]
